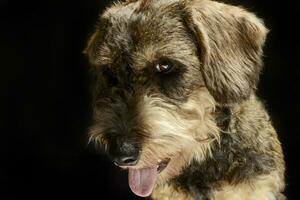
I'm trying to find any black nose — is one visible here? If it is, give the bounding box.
[110,140,139,166]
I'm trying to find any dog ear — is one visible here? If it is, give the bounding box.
[84,17,110,66]
[182,0,268,105]
[83,30,102,65]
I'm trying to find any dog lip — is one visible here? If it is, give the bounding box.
[157,158,170,173]
[114,162,130,169]
[116,158,171,173]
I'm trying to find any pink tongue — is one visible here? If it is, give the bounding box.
[128,166,157,197]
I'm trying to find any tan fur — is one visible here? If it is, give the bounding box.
[151,173,286,200]
[152,183,194,200]
[212,172,285,200]
[85,0,286,199]
[230,95,286,186]
[133,87,219,183]
[183,0,268,104]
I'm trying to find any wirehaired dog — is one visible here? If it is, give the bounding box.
[84,0,286,199]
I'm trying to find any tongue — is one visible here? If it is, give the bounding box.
[128,166,157,197]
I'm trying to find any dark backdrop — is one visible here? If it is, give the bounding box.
[1,0,299,199]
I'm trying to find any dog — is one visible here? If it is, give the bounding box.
[84,0,286,199]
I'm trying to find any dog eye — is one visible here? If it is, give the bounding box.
[155,61,173,73]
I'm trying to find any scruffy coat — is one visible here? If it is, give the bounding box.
[85,0,286,199]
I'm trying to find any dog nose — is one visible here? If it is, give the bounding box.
[111,140,140,166]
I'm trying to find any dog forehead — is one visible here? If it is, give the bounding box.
[99,0,193,70]
[102,0,180,18]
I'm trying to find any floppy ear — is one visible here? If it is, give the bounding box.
[83,30,102,65]
[182,0,268,105]
[84,17,109,65]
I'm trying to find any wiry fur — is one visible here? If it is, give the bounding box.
[183,0,268,104]
[85,0,286,199]
[138,87,219,183]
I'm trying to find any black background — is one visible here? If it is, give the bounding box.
[1,0,299,199]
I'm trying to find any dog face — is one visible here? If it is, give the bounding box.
[85,0,267,197]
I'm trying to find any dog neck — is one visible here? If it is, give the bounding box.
[169,100,278,199]
[215,106,233,132]
[170,106,234,199]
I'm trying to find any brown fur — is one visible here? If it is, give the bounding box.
[85,0,286,199]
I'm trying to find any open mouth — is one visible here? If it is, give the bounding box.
[127,158,170,197]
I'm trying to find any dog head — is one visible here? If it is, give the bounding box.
[85,0,267,197]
